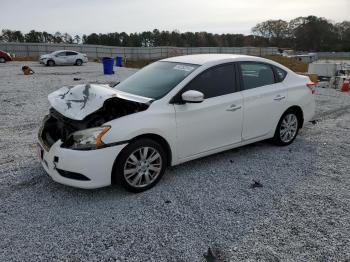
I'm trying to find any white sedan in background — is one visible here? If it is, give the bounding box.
[38,54,315,192]
[39,50,88,66]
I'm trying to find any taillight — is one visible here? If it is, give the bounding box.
[307,81,316,94]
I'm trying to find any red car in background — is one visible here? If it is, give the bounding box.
[0,50,13,63]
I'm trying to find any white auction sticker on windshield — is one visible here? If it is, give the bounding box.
[173,65,194,72]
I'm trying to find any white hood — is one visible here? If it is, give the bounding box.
[48,84,152,121]
[40,54,52,59]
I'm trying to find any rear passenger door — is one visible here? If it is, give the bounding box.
[66,51,78,64]
[238,62,287,140]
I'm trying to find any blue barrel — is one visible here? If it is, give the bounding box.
[102,57,114,74]
[116,56,123,67]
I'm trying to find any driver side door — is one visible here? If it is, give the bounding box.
[54,51,68,65]
[173,63,243,160]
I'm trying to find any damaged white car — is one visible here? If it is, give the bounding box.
[38,54,315,192]
[39,50,88,66]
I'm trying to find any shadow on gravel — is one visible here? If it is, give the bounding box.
[164,140,272,178]
[4,135,316,200]
[1,165,130,200]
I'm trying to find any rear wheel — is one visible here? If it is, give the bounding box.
[113,139,167,192]
[47,60,55,66]
[0,57,6,63]
[76,59,83,66]
[273,110,300,146]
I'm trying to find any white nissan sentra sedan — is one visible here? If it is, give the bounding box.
[39,50,88,66]
[38,54,315,192]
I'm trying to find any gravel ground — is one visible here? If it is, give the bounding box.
[0,62,349,262]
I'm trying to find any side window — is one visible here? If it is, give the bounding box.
[66,51,77,56]
[239,62,275,90]
[274,66,287,82]
[184,64,236,99]
[56,52,67,57]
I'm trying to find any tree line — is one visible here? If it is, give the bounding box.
[1,16,349,51]
[0,30,80,44]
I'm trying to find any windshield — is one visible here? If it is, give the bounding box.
[115,61,199,99]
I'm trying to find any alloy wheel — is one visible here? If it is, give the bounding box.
[279,113,298,143]
[123,146,162,188]
[47,60,55,66]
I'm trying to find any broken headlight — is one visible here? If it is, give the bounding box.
[67,126,111,150]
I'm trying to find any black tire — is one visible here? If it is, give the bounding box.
[272,109,300,146]
[0,57,6,63]
[76,59,83,66]
[47,60,55,66]
[113,138,167,193]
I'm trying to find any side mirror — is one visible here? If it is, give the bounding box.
[181,90,204,103]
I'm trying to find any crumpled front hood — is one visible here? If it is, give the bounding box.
[48,83,152,121]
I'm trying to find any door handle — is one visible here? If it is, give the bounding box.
[274,95,286,101]
[226,104,242,112]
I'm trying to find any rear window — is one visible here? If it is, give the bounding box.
[239,62,275,90]
[274,66,287,82]
[66,51,78,56]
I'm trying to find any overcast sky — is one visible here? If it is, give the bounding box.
[0,0,349,36]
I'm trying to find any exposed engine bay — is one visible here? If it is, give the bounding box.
[39,84,151,149]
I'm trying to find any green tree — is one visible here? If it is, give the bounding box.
[53,32,63,43]
[1,29,24,42]
[335,21,350,51]
[74,35,81,44]
[291,16,338,51]
[252,19,289,46]
[63,33,73,43]
[25,30,43,42]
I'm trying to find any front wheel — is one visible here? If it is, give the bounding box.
[47,60,55,66]
[113,139,167,192]
[0,57,6,63]
[76,59,83,66]
[272,110,300,146]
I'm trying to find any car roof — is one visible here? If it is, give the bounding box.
[161,54,292,72]
[52,50,79,54]
[162,54,261,65]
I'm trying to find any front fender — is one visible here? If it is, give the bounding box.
[102,104,177,162]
